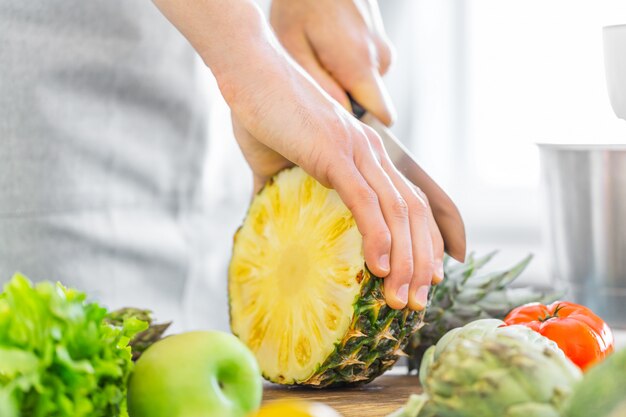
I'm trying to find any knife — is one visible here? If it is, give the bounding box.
[350,99,467,262]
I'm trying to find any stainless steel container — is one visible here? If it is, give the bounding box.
[539,144,626,328]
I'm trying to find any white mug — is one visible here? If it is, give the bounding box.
[604,24,626,120]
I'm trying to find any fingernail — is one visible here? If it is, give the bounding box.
[396,284,409,305]
[432,261,444,284]
[415,285,430,309]
[379,254,390,273]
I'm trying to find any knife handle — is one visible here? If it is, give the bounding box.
[348,95,367,120]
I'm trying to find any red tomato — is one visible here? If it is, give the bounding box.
[504,301,614,370]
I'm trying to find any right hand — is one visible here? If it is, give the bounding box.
[270,0,396,125]
[153,0,443,311]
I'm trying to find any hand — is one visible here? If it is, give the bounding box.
[270,0,395,125]
[231,115,293,194]
[223,38,443,310]
[152,0,443,310]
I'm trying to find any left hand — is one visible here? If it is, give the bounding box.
[232,115,293,194]
[270,0,396,125]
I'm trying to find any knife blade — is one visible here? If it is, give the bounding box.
[351,99,467,262]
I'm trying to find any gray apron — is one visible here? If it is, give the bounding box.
[0,0,232,329]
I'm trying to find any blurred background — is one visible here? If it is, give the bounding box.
[187,0,626,330]
[378,0,626,283]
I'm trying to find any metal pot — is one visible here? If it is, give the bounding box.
[539,144,626,328]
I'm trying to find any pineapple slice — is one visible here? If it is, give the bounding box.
[229,167,424,387]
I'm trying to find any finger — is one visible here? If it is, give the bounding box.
[298,26,394,120]
[383,168,434,311]
[376,37,394,76]
[345,68,396,126]
[418,188,445,285]
[280,33,351,111]
[366,129,439,310]
[329,163,392,279]
[353,137,413,310]
[369,3,395,75]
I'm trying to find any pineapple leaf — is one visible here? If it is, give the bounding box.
[466,251,499,272]
[442,251,475,277]
[496,254,534,287]
[446,251,499,284]
[407,251,557,374]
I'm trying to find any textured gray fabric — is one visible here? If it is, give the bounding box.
[0,0,210,326]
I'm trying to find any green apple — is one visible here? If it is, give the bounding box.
[127,331,262,417]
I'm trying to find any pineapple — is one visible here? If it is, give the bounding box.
[228,167,425,388]
[406,251,557,372]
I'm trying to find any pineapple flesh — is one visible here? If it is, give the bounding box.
[229,167,424,387]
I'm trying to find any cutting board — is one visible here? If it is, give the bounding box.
[263,375,422,416]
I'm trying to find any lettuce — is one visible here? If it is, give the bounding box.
[0,273,148,417]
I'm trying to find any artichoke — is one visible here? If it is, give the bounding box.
[386,395,427,417]
[564,348,626,417]
[417,319,582,417]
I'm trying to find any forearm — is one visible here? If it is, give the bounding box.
[152,0,271,82]
[154,0,330,153]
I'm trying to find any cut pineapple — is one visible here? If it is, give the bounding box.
[229,167,424,387]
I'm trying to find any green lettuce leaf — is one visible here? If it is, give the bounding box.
[0,273,148,417]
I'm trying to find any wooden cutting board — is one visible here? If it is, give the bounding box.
[263,375,422,416]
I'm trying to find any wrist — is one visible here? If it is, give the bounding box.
[199,1,268,75]
[202,5,289,110]
[211,27,295,118]
[153,0,268,81]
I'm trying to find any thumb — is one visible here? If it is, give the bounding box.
[346,69,397,126]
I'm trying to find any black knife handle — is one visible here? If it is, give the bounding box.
[348,95,367,120]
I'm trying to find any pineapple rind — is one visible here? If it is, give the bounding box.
[296,269,425,388]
